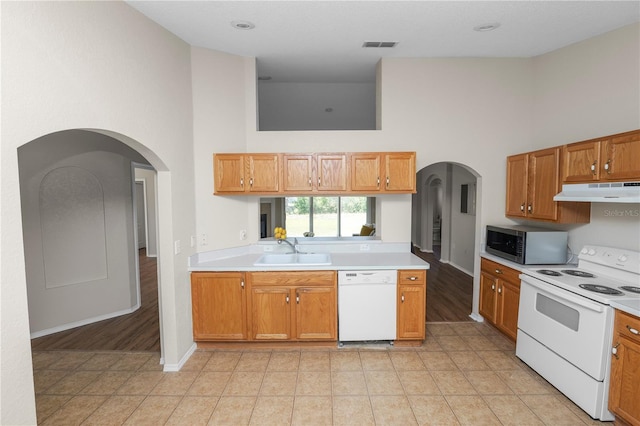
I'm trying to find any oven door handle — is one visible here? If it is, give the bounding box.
[521,277,604,313]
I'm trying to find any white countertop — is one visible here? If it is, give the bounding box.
[611,299,640,318]
[189,242,429,272]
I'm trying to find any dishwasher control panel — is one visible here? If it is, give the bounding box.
[338,270,398,285]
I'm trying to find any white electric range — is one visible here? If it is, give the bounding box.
[516,245,640,421]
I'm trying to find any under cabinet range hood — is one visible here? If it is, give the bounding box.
[554,182,640,203]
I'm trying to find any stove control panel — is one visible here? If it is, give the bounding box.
[579,245,640,275]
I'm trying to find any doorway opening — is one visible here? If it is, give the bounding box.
[20,130,161,353]
[412,162,479,322]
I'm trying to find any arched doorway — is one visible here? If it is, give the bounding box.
[412,162,481,321]
[18,129,165,354]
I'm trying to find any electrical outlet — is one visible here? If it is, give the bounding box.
[200,233,208,246]
[174,240,181,255]
[264,245,274,252]
[190,235,196,248]
[240,229,247,240]
[360,244,370,251]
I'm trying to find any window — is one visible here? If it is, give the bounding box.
[260,197,375,238]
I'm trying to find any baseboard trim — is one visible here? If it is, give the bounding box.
[448,261,473,277]
[469,313,484,322]
[30,304,141,339]
[163,343,197,372]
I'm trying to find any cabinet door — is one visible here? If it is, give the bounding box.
[496,279,520,341]
[214,154,245,193]
[384,152,416,192]
[316,154,348,191]
[505,154,528,217]
[250,287,291,340]
[602,130,640,181]
[247,154,280,193]
[350,153,381,192]
[397,283,426,340]
[479,272,497,324]
[609,311,640,425]
[191,272,247,340]
[563,140,601,183]
[295,287,337,340]
[528,147,560,221]
[283,154,314,192]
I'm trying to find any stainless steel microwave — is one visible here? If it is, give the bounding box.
[485,225,568,265]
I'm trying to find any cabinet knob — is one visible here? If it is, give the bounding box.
[498,286,502,294]
[386,177,390,188]
[308,177,312,186]
[241,280,245,289]
[527,204,533,213]
[286,295,290,304]
[377,177,380,187]
[401,293,405,302]
[318,177,321,186]
[296,293,300,304]
[240,178,244,187]
[590,161,597,174]
[627,325,639,335]
[495,269,503,275]
[520,203,525,212]
[249,178,254,187]
[406,276,418,281]
[604,159,611,174]
[612,342,620,359]
[491,284,495,291]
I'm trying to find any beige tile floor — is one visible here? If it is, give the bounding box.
[33,322,614,425]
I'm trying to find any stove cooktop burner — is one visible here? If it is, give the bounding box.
[620,286,640,294]
[562,270,596,278]
[537,269,563,276]
[578,284,624,295]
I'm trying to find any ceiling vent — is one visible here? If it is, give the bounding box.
[362,41,398,48]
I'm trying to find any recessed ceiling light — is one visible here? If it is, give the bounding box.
[473,23,500,32]
[231,20,255,30]
[258,76,272,81]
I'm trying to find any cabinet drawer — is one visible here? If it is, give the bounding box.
[480,258,520,284]
[615,310,640,345]
[248,271,336,286]
[398,270,426,285]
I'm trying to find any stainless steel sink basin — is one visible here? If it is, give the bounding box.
[254,253,332,266]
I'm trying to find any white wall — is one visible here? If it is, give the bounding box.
[1,2,195,424]
[19,131,147,336]
[530,23,640,252]
[135,167,158,257]
[450,166,477,275]
[258,82,376,130]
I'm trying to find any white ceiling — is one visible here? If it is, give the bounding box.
[126,1,640,83]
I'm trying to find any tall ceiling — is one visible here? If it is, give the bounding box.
[127,1,640,83]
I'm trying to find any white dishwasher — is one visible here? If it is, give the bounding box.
[338,270,397,342]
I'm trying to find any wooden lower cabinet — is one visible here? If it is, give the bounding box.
[479,258,520,341]
[609,310,640,426]
[396,270,426,341]
[191,272,248,341]
[247,271,337,342]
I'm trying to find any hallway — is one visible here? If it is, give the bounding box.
[31,249,160,352]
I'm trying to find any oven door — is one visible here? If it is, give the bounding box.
[517,275,613,381]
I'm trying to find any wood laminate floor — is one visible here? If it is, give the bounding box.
[413,246,474,322]
[30,249,160,352]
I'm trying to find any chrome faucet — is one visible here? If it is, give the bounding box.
[277,237,298,254]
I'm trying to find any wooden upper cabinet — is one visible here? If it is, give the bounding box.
[213,154,246,193]
[506,148,589,223]
[385,152,416,192]
[505,154,528,217]
[214,153,280,194]
[283,154,314,192]
[317,154,348,191]
[563,130,640,183]
[283,153,348,193]
[351,153,382,192]
[350,152,416,193]
[563,139,602,182]
[528,147,560,221]
[247,154,280,193]
[603,130,640,181]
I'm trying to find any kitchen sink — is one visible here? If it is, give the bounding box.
[254,253,332,266]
